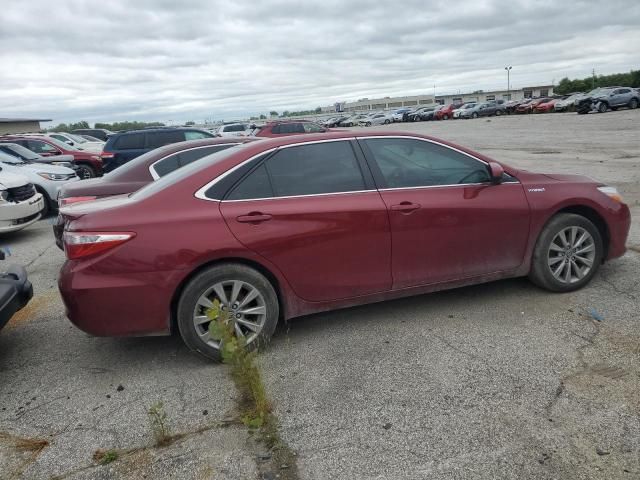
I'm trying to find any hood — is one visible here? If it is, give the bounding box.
[35,154,76,164]
[0,170,30,189]
[20,163,76,175]
[542,173,598,184]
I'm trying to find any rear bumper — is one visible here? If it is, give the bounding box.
[0,266,33,331]
[58,261,186,336]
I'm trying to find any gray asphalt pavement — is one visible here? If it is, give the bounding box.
[1,110,639,479]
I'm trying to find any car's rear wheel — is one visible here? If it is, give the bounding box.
[629,98,638,109]
[176,264,279,362]
[76,164,96,179]
[384,119,390,124]
[496,109,502,116]
[529,213,603,292]
[471,112,478,119]
[598,102,608,113]
[365,122,371,127]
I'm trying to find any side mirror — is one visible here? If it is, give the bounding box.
[488,162,504,184]
[65,140,74,145]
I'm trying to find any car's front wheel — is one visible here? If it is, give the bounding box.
[76,164,96,179]
[597,102,608,113]
[529,213,603,292]
[176,264,279,362]
[471,112,478,119]
[629,98,638,109]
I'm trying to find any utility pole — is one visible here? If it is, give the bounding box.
[505,66,512,97]
[592,68,596,89]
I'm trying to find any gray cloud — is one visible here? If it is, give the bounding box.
[1,0,639,124]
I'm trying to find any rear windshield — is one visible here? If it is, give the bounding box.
[130,144,246,201]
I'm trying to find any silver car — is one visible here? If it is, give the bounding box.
[359,112,394,126]
[0,151,78,215]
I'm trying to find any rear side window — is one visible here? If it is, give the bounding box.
[303,123,325,133]
[185,130,211,140]
[272,123,305,134]
[152,145,234,178]
[114,133,145,150]
[27,140,58,154]
[227,164,273,200]
[226,141,365,200]
[146,131,185,149]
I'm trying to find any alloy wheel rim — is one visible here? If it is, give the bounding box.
[192,280,267,349]
[547,226,595,284]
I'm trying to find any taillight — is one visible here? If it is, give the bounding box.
[100,151,114,159]
[58,196,98,207]
[63,232,135,260]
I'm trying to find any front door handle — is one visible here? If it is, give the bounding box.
[236,212,272,224]
[390,202,421,213]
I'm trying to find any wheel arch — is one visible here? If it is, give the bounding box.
[553,205,610,259]
[169,256,286,334]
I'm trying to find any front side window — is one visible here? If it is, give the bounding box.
[362,138,491,188]
[302,123,325,133]
[51,134,70,143]
[276,123,305,134]
[225,141,365,200]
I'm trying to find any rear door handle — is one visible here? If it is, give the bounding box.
[390,202,421,213]
[236,212,272,223]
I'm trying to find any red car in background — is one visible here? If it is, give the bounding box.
[53,137,258,248]
[253,120,331,137]
[1,135,103,178]
[434,103,462,120]
[58,131,630,362]
[516,98,551,114]
[534,98,557,113]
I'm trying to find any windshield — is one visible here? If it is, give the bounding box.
[1,143,40,160]
[46,137,75,150]
[131,144,246,201]
[464,103,476,109]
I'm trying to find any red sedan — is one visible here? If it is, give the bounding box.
[434,103,461,120]
[534,98,557,113]
[58,132,630,361]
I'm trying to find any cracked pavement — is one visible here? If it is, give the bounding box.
[1,111,639,479]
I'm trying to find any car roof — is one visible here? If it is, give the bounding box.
[111,127,211,136]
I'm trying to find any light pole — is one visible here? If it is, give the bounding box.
[505,66,512,98]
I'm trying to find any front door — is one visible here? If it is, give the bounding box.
[358,137,530,289]
[219,139,392,302]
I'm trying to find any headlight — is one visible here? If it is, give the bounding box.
[37,172,70,181]
[597,186,623,203]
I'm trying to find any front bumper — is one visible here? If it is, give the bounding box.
[0,194,44,233]
[606,203,631,260]
[0,265,33,331]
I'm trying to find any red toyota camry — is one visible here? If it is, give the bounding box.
[58,131,631,361]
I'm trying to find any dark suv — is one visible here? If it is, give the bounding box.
[100,128,213,172]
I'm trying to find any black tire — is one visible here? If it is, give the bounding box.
[365,122,371,127]
[471,112,478,119]
[384,119,390,124]
[598,102,608,113]
[529,213,603,292]
[496,109,502,116]
[176,263,279,362]
[442,115,449,120]
[629,98,638,109]
[76,164,96,179]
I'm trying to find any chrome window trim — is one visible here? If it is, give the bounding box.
[193,135,519,202]
[150,143,240,180]
[194,138,358,201]
[220,190,378,203]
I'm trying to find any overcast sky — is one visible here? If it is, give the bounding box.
[1,0,639,125]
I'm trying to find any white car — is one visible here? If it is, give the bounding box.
[359,112,394,126]
[0,169,45,234]
[216,123,251,137]
[453,103,478,118]
[28,133,104,153]
[0,151,78,215]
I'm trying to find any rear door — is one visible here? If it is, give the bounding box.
[111,133,146,170]
[359,136,530,289]
[218,139,392,301]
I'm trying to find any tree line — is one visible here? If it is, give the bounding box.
[47,120,165,133]
[555,69,640,95]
